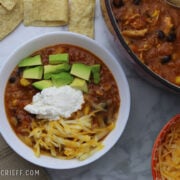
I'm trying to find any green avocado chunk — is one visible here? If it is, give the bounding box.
[32,80,53,90]
[23,66,43,79]
[70,78,88,93]
[51,72,74,87]
[70,63,91,81]
[91,64,101,84]
[44,63,71,79]
[18,55,42,67]
[49,53,69,64]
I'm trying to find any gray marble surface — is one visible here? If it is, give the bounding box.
[0,1,179,180]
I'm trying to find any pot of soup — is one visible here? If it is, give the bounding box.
[101,0,180,93]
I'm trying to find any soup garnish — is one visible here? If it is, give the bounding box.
[5,44,120,160]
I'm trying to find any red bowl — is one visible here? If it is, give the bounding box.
[151,114,180,179]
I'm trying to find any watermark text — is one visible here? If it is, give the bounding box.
[0,169,40,177]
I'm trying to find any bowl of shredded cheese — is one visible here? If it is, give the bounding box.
[151,114,180,180]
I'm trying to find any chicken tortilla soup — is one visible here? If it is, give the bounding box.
[111,0,180,87]
[5,44,120,160]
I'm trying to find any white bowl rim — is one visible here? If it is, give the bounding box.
[0,31,130,169]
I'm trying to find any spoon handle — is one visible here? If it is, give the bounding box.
[166,0,180,7]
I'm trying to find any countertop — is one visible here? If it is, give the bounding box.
[0,1,180,180]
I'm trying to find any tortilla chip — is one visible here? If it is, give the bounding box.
[0,0,16,11]
[0,0,23,40]
[69,0,96,38]
[23,0,68,27]
[0,5,8,15]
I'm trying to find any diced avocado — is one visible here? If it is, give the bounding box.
[92,72,100,84]
[70,63,91,81]
[32,80,53,90]
[49,53,69,64]
[44,63,71,79]
[91,64,101,84]
[70,78,88,93]
[23,66,43,79]
[18,55,42,67]
[91,64,100,72]
[51,72,74,87]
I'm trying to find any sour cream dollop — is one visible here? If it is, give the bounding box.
[24,85,84,120]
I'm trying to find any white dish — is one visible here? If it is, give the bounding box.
[0,32,130,169]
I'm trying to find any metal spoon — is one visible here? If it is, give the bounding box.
[165,0,180,8]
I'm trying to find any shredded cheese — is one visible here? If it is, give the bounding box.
[21,109,115,160]
[156,121,180,180]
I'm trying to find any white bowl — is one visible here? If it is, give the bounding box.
[0,32,130,169]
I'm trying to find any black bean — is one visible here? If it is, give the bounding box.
[157,30,165,40]
[166,32,176,42]
[133,0,141,5]
[113,0,124,7]
[16,68,23,77]
[9,76,16,83]
[166,28,176,42]
[161,55,171,64]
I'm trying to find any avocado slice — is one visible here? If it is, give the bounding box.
[32,80,53,90]
[44,63,71,79]
[18,55,42,67]
[91,64,101,84]
[70,78,88,93]
[70,63,91,81]
[51,72,74,87]
[49,53,69,64]
[23,66,43,79]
